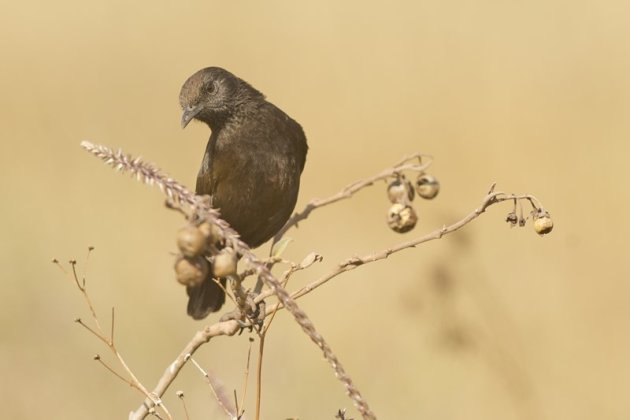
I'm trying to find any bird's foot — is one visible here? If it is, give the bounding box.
[219,293,266,334]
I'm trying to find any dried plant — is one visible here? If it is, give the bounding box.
[52,141,552,420]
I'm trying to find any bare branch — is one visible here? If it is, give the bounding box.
[257,189,547,317]
[93,354,141,392]
[54,256,172,419]
[272,153,433,244]
[129,320,242,420]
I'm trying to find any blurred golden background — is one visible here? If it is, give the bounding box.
[2,0,629,419]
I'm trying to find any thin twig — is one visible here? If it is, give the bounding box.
[74,318,109,346]
[186,355,237,418]
[111,307,115,344]
[70,260,99,324]
[176,391,190,420]
[53,256,172,420]
[81,246,94,285]
[255,334,265,420]
[261,253,322,333]
[272,153,433,245]
[257,190,545,313]
[240,338,254,419]
[93,354,142,391]
[128,320,242,420]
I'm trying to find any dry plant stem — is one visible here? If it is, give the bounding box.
[253,269,290,420]
[80,142,548,420]
[272,152,433,244]
[251,269,294,420]
[53,259,172,420]
[176,392,190,420]
[239,340,254,419]
[250,266,375,418]
[129,321,242,420]
[79,142,376,420]
[257,190,544,314]
[255,334,265,420]
[187,356,237,418]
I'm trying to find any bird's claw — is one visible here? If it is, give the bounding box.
[219,295,266,334]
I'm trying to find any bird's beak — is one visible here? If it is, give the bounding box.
[181,104,203,129]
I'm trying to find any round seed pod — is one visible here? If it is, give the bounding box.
[505,212,518,226]
[533,211,553,235]
[198,222,222,246]
[415,174,440,199]
[213,247,237,277]
[387,203,418,233]
[177,225,206,258]
[387,179,415,204]
[174,256,209,287]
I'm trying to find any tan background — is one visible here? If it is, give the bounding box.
[2,0,629,419]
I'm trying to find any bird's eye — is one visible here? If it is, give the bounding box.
[206,82,216,94]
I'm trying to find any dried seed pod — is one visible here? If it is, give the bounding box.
[415,174,440,199]
[387,203,418,233]
[174,256,209,287]
[177,225,206,258]
[198,222,222,245]
[387,179,415,204]
[533,211,553,235]
[505,212,518,227]
[213,247,237,277]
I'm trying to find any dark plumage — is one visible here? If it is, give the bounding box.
[180,67,308,319]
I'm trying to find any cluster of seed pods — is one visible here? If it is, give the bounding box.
[173,222,238,287]
[506,206,554,236]
[386,173,440,233]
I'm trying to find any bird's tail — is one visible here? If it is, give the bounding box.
[186,275,227,320]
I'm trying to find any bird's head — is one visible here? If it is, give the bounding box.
[179,67,263,129]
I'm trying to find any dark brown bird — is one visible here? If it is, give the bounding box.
[180,67,308,319]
